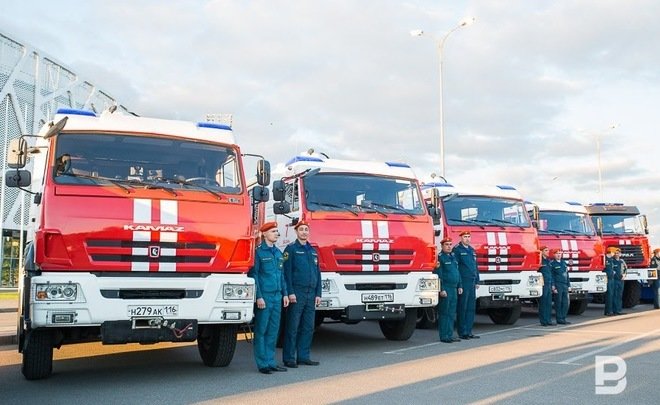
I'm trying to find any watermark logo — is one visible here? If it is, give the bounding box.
[595,356,627,395]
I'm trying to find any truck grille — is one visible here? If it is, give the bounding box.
[478,253,525,270]
[87,239,216,264]
[333,249,414,266]
[616,245,645,267]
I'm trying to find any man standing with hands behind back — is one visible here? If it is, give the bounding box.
[283,220,322,368]
[453,230,480,340]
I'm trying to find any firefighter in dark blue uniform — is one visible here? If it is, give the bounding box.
[538,246,556,326]
[248,221,289,374]
[453,231,480,339]
[651,248,660,309]
[603,247,616,315]
[611,249,627,315]
[550,249,570,324]
[282,221,322,367]
[436,237,463,342]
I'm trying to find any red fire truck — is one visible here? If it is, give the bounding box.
[584,203,657,307]
[421,182,542,325]
[268,152,438,341]
[5,108,270,379]
[528,201,606,314]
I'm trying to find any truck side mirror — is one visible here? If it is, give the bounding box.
[641,214,649,235]
[7,138,28,169]
[256,160,271,186]
[595,217,603,236]
[273,201,291,215]
[251,185,269,202]
[272,180,286,201]
[5,170,31,187]
[426,203,440,225]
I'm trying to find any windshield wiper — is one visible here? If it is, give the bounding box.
[157,177,222,200]
[488,218,525,229]
[369,202,415,219]
[129,179,178,197]
[308,201,358,216]
[58,172,132,194]
[446,218,485,229]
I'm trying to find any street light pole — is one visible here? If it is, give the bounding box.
[412,17,475,178]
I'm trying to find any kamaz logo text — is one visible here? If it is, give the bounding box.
[124,224,184,232]
[357,238,394,243]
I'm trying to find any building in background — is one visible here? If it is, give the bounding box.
[0,32,132,287]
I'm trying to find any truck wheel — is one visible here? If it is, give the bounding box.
[379,308,417,341]
[487,305,521,325]
[622,281,641,308]
[568,298,588,315]
[416,307,437,329]
[197,324,238,367]
[22,329,54,380]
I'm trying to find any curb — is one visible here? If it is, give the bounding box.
[0,308,18,313]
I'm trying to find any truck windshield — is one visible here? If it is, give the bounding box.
[302,173,425,215]
[594,214,645,235]
[52,133,242,194]
[537,211,595,235]
[443,196,530,227]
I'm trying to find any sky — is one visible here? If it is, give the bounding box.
[1,0,659,245]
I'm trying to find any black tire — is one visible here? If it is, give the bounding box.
[568,298,588,315]
[22,329,54,380]
[487,305,522,325]
[379,308,417,341]
[416,307,438,329]
[622,281,641,308]
[197,324,238,367]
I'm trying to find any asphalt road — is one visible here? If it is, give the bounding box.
[0,303,658,404]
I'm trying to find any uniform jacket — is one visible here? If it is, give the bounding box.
[435,252,462,290]
[550,259,570,288]
[651,256,660,269]
[248,242,287,300]
[283,239,322,297]
[611,258,627,280]
[539,257,553,286]
[604,256,614,280]
[453,243,480,284]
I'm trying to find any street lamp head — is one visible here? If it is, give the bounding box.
[460,17,476,27]
[410,29,424,37]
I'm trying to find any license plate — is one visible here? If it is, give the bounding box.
[361,293,394,303]
[649,270,658,279]
[127,305,179,317]
[489,285,512,293]
[570,282,583,290]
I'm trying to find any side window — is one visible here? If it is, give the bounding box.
[216,155,240,192]
[285,180,299,212]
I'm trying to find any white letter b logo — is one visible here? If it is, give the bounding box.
[595,356,627,395]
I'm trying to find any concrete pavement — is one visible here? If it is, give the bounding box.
[0,297,18,346]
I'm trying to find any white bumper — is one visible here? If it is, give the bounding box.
[476,271,543,300]
[624,267,658,281]
[317,272,439,311]
[569,271,608,294]
[28,272,255,328]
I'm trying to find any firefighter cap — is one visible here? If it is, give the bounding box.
[440,237,452,245]
[606,246,618,254]
[459,231,471,237]
[259,221,278,233]
[654,248,660,255]
[550,248,562,255]
[539,245,549,251]
[294,220,309,230]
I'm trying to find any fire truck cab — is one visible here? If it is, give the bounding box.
[422,182,542,325]
[585,203,657,307]
[528,201,606,315]
[5,108,270,379]
[268,152,438,341]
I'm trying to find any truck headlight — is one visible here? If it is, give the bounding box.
[595,274,607,284]
[527,275,542,287]
[321,278,338,293]
[417,277,439,291]
[35,283,78,301]
[221,284,254,300]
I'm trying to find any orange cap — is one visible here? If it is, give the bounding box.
[440,237,452,245]
[550,248,562,255]
[539,245,548,251]
[294,220,309,230]
[459,231,471,237]
[259,221,278,232]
